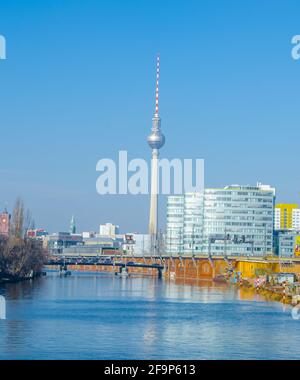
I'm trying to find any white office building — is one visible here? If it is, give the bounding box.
[99,223,119,237]
[166,183,275,256]
[292,209,300,230]
[122,233,151,255]
[165,196,185,254]
[274,208,281,230]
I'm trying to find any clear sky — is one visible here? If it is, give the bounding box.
[0,0,300,233]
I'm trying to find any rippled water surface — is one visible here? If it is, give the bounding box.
[0,272,299,359]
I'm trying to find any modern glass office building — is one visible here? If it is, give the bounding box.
[274,229,300,258]
[202,184,275,256]
[165,184,275,256]
[165,193,203,254]
[274,230,298,258]
[165,196,184,254]
[183,193,203,254]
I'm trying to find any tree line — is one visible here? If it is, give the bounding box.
[0,198,47,281]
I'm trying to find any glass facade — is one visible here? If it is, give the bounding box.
[274,230,299,258]
[183,193,203,253]
[165,196,184,254]
[166,184,275,256]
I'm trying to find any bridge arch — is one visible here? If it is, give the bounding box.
[199,261,213,277]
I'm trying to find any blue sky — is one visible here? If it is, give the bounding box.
[0,0,300,233]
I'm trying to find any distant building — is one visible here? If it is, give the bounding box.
[166,183,275,256]
[64,235,120,256]
[82,231,96,239]
[0,209,10,238]
[123,234,135,255]
[69,215,76,234]
[63,245,119,256]
[99,223,119,237]
[274,229,300,258]
[83,235,121,248]
[27,228,48,239]
[274,204,300,230]
[122,233,151,256]
[46,230,123,255]
[267,272,296,285]
[47,232,83,254]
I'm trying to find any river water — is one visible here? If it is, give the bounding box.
[0,272,299,359]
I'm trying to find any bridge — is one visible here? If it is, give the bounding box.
[45,254,300,280]
[46,257,164,278]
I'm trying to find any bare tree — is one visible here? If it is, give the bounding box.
[0,198,47,281]
[24,208,35,235]
[10,197,25,240]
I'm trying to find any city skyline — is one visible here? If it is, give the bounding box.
[1,0,300,233]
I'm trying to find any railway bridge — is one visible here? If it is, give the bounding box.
[46,257,164,278]
[46,254,300,280]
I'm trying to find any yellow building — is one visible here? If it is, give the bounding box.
[295,236,300,257]
[275,204,299,230]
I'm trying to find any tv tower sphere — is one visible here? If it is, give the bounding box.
[147,120,165,150]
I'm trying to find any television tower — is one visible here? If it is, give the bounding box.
[147,55,165,253]
[70,215,76,234]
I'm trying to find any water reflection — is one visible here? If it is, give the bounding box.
[0,272,299,359]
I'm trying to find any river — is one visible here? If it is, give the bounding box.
[0,272,299,359]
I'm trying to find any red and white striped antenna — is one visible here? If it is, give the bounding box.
[154,54,160,117]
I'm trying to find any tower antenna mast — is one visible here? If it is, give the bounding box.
[155,54,160,117]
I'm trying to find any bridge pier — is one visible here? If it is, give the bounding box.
[158,268,162,279]
[59,264,71,277]
[60,264,68,271]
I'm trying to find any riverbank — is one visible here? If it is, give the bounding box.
[234,278,300,306]
[0,274,31,284]
[0,271,45,284]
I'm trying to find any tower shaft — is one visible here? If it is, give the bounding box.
[149,149,159,251]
